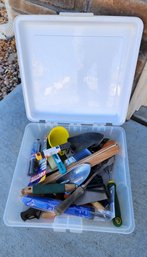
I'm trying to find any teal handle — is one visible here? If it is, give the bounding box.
[33,183,65,194]
[107,181,122,227]
[53,154,66,174]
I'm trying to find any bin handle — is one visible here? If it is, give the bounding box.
[59,12,94,17]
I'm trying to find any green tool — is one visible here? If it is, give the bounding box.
[101,157,122,227]
[107,180,122,227]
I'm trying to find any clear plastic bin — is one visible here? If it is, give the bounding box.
[4,122,134,233]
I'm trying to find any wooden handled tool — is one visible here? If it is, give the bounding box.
[20,208,56,221]
[21,183,76,196]
[91,202,105,211]
[43,140,120,184]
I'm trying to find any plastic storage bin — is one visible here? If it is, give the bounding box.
[3,14,143,233]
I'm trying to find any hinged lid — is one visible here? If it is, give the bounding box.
[14,14,143,125]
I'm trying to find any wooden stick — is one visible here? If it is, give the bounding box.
[41,212,56,219]
[91,202,105,211]
[43,140,120,184]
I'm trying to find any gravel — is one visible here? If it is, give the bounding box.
[0,0,8,23]
[0,37,21,100]
[0,6,8,24]
[0,1,20,101]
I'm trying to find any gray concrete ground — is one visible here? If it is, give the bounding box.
[0,85,147,257]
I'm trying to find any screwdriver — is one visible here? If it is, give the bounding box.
[102,157,122,227]
[107,180,122,227]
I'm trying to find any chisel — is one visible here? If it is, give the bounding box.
[43,140,120,184]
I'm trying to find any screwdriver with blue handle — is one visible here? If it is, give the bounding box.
[102,157,122,227]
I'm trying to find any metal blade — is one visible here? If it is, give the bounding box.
[57,163,91,186]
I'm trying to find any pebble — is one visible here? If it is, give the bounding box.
[1,87,6,92]
[0,6,8,24]
[8,53,17,63]
[0,66,4,73]
[4,78,9,86]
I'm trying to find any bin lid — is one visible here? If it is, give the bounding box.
[14,14,143,125]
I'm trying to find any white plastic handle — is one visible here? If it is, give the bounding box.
[59,12,94,17]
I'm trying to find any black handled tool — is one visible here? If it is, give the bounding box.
[21,208,42,221]
[20,208,56,221]
[68,132,104,153]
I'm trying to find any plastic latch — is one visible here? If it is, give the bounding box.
[69,216,83,233]
[59,12,94,17]
[52,215,83,233]
[52,215,68,232]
